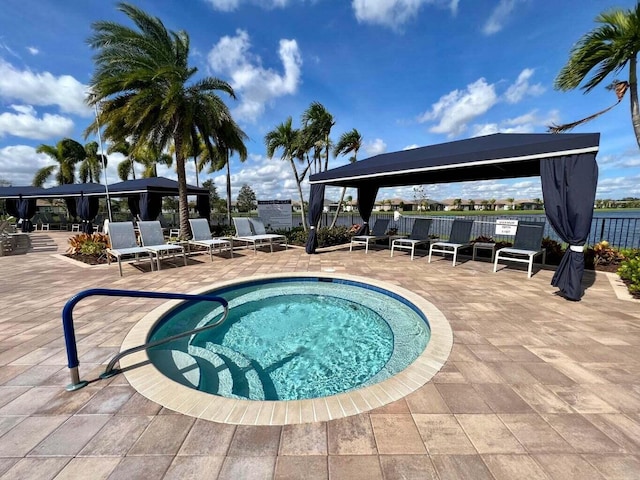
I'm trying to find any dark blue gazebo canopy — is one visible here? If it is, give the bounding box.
[0,186,47,198]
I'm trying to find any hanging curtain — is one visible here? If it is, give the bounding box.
[139,192,162,221]
[127,195,141,220]
[196,194,210,220]
[5,199,19,217]
[75,195,100,234]
[354,184,379,235]
[17,198,37,232]
[305,184,326,254]
[64,197,77,221]
[540,153,598,301]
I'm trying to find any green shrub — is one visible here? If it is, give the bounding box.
[285,226,352,248]
[618,254,640,297]
[67,233,109,256]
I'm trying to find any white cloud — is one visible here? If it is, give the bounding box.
[471,109,559,137]
[403,144,420,150]
[0,145,53,185]
[352,0,459,30]
[418,78,498,137]
[504,68,545,104]
[27,46,39,55]
[204,0,289,11]
[482,0,519,35]
[363,138,387,156]
[208,30,302,122]
[0,105,74,140]
[0,59,90,116]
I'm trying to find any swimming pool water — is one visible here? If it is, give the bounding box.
[148,278,430,401]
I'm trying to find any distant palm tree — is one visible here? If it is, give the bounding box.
[506,197,515,210]
[330,128,362,228]
[108,138,138,181]
[552,4,640,148]
[86,2,236,236]
[301,102,335,172]
[33,138,86,187]
[265,117,308,230]
[453,198,462,211]
[78,141,107,183]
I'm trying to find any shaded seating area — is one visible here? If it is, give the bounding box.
[390,218,434,260]
[187,218,233,261]
[106,222,155,276]
[494,221,547,278]
[232,217,279,254]
[428,219,474,266]
[350,218,390,253]
[137,220,187,271]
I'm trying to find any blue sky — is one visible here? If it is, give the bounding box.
[1,0,639,204]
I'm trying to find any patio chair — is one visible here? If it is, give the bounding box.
[106,221,155,276]
[249,219,288,250]
[350,218,391,253]
[188,218,233,261]
[232,217,277,254]
[390,218,434,260]
[137,220,187,271]
[428,219,474,266]
[494,221,547,278]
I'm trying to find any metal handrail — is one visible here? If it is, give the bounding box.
[62,288,228,391]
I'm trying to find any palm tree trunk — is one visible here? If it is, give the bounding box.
[629,55,640,150]
[174,134,191,239]
[288,158,307,231]
[194,156,199,187]
[225,152,232,226]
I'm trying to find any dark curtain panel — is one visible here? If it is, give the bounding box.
[76,196,100,234]
[540,153,598,301]
[127,195,141,219]
[139,192,163,221]
[64,197,77,220]
[355,184,379,235]
[17,198,37,232]
[196,194,210,220]
[305,184,326,254]
[5,199,18,217]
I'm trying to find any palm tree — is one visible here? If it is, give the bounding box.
[32,138,86,187]
[552,4,640,148]
[265,117,308,230]
[108,138,138,181]
[330,128,362,228]
[506,197,515,210]
[301,102,335,172]
[78,141,107,183]
[453,198,462,211]
[86,2,236,237]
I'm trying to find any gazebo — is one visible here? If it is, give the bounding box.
[306,133,600,301]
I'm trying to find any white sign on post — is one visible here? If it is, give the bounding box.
[495,219,518,236]
[257,200,293,230]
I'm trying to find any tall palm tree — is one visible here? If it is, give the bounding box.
[108,138,138,181]
[199,118,248,225]
[301,102,335,172]
[265,117,308,230]
[78,141,107,183]
[552,4,640,148]
[86,2,236,237]
[330,128,362,228]
[32,138,86,187]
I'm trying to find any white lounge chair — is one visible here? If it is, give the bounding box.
[494,221,547,278]
[137,220,187,271]
[428,219,474,266]
[106,221,155,276]
[232,217,277,254]
[188,218,233,261]
[350,218,390,253]
[390,218,434,260]
[249,219,288,249]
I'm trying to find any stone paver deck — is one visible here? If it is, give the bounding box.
[0,231,639,479]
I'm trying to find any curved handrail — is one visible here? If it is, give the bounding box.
[62,288,228,391]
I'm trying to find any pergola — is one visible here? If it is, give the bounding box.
[307,133,601,301]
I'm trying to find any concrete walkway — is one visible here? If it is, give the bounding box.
[0,231,639,479]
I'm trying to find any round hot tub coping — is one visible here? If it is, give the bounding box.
[120,271,453,425]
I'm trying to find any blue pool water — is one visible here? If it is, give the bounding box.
[148,277,430,401]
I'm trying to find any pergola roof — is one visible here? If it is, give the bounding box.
[309,133,600,188]
[0,186,47,199]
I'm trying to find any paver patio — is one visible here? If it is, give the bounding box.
[0,231,639,479]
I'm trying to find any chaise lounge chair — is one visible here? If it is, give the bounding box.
[106,221,155,276]
[249,218,288,250]
[390,218,434,260]
[350,218,390,253]
[232,217,277,254]
[428,218,474,266]
[494,221,547,278]
[137,220,187,271]
[187,218,233,261]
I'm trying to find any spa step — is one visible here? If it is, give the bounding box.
[146,348,200,389]
[188,345,233,396]
[203,343,266,401]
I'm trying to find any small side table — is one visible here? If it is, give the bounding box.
[472,242,496,262]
